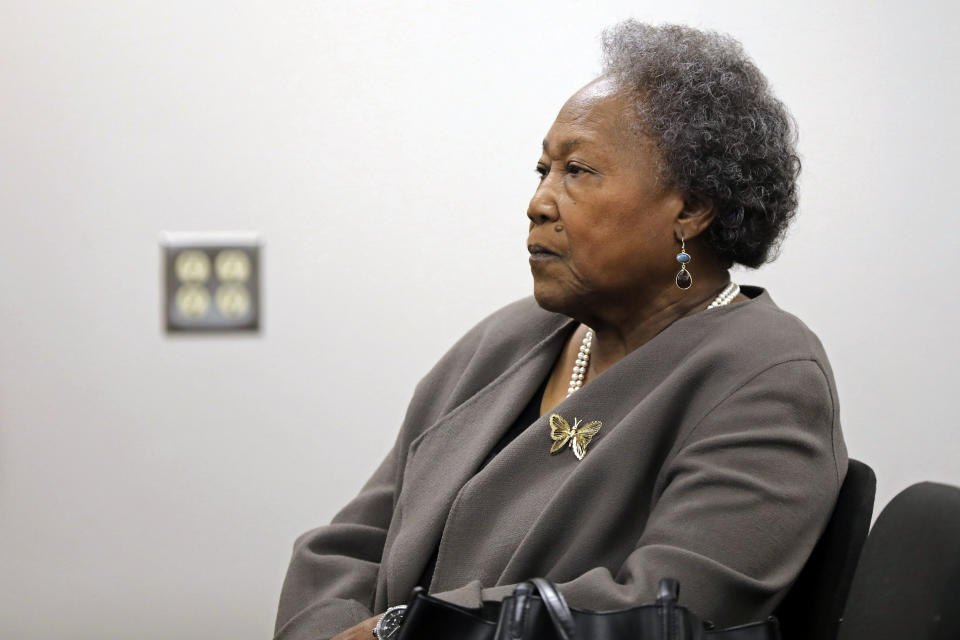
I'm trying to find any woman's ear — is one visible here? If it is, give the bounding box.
[675,196,716,241]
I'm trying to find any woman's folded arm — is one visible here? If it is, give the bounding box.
[274,444,397,640]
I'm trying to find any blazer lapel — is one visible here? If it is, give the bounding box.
[381,317,574,605]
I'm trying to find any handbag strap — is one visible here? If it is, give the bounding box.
[657,578,680,604]
[525,578,576,640]
[655,578,686,640]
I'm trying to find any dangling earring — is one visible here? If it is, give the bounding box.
[675,234,692,289]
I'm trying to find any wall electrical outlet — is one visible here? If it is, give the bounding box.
[160,232,261,333]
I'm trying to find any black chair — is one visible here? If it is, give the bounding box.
[774,458,876,640]
[836,481,960,640]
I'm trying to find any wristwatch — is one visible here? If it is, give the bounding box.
[372,604,407,639]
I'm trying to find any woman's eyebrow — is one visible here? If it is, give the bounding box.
[542,137,588,157]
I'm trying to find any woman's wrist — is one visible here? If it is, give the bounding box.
[329,614,380,640]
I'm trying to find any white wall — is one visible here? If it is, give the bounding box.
[1,1,957,638]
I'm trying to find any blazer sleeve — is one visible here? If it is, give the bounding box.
[273,308,504,640]
[274,443,398,640]
[433,358,847,627]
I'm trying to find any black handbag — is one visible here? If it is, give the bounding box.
[395,577,781,640]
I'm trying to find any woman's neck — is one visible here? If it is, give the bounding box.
[580,269,732,379]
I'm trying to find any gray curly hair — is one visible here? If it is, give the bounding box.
[601,21,800,268]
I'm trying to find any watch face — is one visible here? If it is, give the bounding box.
[376,607,406,639]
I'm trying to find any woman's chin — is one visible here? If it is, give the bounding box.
[532,283,575,315]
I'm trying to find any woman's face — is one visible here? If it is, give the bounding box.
[527,78,687,317]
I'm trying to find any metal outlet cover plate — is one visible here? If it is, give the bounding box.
[160,232,261,333]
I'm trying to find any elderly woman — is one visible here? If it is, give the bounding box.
[275,21,847,640]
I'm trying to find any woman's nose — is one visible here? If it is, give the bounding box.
[526,187,560,226]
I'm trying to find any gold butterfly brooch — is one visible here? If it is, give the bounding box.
[548,414,603,460]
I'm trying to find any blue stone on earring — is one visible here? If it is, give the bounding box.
[676,252,691,263]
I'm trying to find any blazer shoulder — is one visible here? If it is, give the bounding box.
[703,289,833,371]
[404,297,567,432]
[442,296,566,363]
[687,289,844,457]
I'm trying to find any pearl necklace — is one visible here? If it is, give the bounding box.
[566,282,741,397]
[706,281,740,309]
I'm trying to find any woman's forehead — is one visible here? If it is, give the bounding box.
[543,91,648,161]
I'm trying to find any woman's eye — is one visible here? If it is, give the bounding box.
[535,165,548,180]
[566,163,586,175]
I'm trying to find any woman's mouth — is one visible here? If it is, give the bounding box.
[528,244,560,261]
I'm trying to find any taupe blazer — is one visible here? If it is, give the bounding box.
[275,288,847,639]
